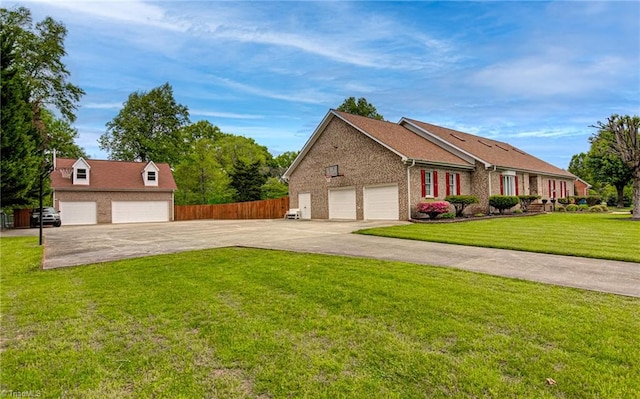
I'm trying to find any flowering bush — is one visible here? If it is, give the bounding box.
[417,201,451,219]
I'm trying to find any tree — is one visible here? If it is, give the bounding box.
[261,177,289,199]
[1,6,83,207]
[173,130,234,205]
[100,83,190,166]
[41,109,87,158]
[268,150,299,180]
[0,7,84,133]
[0,28,40,207]
[229,159,267,202]
[212,134,271,173]
[592,115,640,219]
[586,128,633,208]
[336,97,384,120]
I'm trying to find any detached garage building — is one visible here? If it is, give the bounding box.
[51,157,177,225]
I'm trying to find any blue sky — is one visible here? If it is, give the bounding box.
[12,0,640,168]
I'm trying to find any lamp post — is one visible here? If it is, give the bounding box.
[542,199,548,212]
[550,197,556,212]
[38,160,54,246]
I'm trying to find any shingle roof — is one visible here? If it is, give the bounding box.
[334,111,473,167]
[52,158,177,190]
[403,118,574,177]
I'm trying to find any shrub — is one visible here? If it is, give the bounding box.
[589,205,604,212]
[557,197,570,205]
[555,205,566,212]
[566,204,579,212]
[439,212,456,219]
[489,195,520,214]
[518,195,541,212]
[417,201,451,219]
[578,204,589,211]
[513,209,523,214]
[444,195,479,217]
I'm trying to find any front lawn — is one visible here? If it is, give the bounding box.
[357,212,640,263]
[1,237,639,398]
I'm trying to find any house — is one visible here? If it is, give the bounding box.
[51,157,177,225]
[283,110,576,220]
[574,177,592,196]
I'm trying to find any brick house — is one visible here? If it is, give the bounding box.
[51,157,177,225]
[283,110,576,220]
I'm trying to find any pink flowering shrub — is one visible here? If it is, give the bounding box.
[417,201,451,219]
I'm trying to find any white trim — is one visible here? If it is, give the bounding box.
[71,158,91,186]
[143,161,160,187]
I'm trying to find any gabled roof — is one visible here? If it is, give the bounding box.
[285,109,576,180]
[284,110,473,179]
[401,118,574,178]
[52,158,177,191]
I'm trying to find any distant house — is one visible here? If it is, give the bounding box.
[284,110,576,220]
[51,157,177,225]
[574,177,592,196]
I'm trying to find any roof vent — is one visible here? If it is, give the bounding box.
[512,148,525,155]
[495,144,509,151]
[478,140,492,148]
[450,133,466,142]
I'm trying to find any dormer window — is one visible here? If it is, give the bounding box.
[72,158,91,185]
[143,161,160,187]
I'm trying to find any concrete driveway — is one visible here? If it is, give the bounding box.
[9,219,640,297]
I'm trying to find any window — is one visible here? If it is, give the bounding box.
[76,168,87,179]
[500,173,518,196]
[147,171,156,181]
[421,170,438,197]
[325,165,339,177]
[446,172,461,196]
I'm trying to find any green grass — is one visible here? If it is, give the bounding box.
[357,212,640,263]
[2,237,639,398]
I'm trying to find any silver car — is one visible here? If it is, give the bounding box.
[30,207,62,227]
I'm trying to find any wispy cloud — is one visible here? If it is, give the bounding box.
[83,102,122,110]
[190,110,264,120]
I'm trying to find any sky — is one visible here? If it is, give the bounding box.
[10,0,640,168]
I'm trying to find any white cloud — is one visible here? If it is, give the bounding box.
[83,102,122,110]
[190,110,264,120]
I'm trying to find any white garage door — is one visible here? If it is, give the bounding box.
[328,187,356,219]
[112,201,170,224]
[364,184,399,220]
[59,201,97,225]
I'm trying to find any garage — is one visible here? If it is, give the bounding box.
[111,201,170,224]
[328,187,356,219]
[364,184,399,220]
[58,201,97,225]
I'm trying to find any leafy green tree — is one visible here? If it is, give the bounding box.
[213,134,271,173]
[0,29,40,207]
[100,83,190,166]
[592,114,640,218]
[181,120,224,146]
[337,97,384,120]
[261,177,289,199]
[586,128,633,208]
[173,134,234,205]
[0,6,84,132]
[268,151,299,179]
[41,109,87,158]
[230,159,267,202]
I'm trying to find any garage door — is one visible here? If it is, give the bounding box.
[58,201,97,225]
[112,201,170,224]
[364,184,399,220]
[328,187,356,219]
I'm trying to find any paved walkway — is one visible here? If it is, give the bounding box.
[3,219,639,297]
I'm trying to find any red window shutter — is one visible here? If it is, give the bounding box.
[421,170,426,197]
[456,173,461,195]
[433,171,439,197]
[553,180,556,197]
[548,180,551,197]
[445,172,450,196]
[500,174,504,195]
[515,176,519,195]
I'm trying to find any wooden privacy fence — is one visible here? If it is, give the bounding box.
[175,197,290,221]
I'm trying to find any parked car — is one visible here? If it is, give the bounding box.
[30,207,62,228]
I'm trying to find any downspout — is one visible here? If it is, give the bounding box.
[407,159,416,220]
